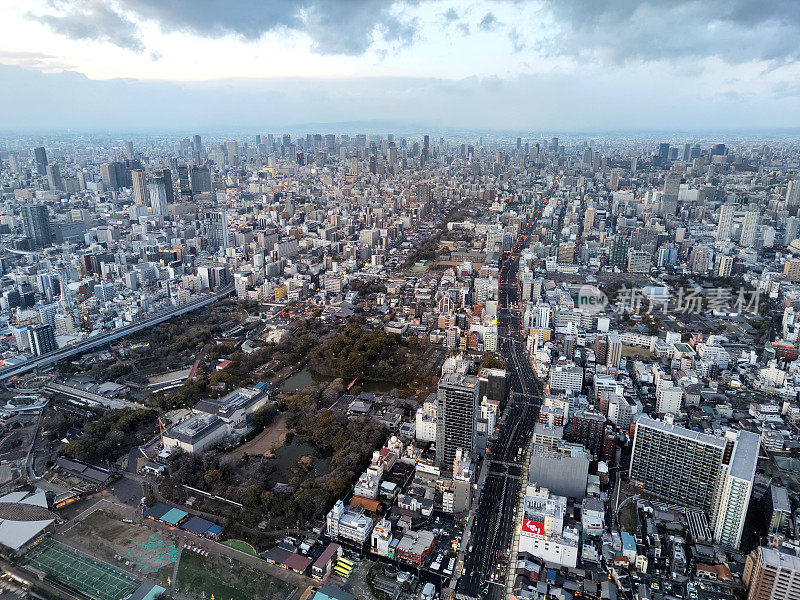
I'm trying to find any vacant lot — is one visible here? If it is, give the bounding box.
[226,412,291,460]
[62,509,178,582]
[176,549,292,600]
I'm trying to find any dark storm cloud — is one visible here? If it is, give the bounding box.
[32,1,145,52]
[539,0,800,63]
[32,0,419,56]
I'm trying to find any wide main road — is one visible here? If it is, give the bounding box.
[456,187,554,600]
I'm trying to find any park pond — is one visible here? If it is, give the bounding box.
[265,439,329,486]
[279,366,399,394]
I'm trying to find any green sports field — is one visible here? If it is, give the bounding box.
[22,539,139,600]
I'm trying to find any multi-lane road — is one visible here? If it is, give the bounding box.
[455,186,555,600]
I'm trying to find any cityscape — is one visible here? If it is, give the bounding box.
[0,3,800,600]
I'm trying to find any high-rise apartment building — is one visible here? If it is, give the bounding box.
[629,416,759,548]
[435,372,479,473]
[786,179,800,212]
[741,211,760,248]
[717,203,736,241]
[743,546,800,600]
[22,205,52,248]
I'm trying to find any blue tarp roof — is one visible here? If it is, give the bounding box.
[180,515,214,535]
[160,507,188,525]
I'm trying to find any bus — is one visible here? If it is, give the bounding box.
[333,565,352,579]
[337,557,354,569]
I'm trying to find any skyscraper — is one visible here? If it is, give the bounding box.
[226,140,239,166]
[147,176,169,217]
[786,179,800,213]
[740,210,759,248]
[21,204,52,247]
[34,146,47,175]
[717,203,736,241]
[131,169,149,206]
[436,372,479,473]
[153,168,174,204]
[46,164,62,191]
[661,172,681,216]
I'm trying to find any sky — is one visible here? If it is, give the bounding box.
[1,0,800,132]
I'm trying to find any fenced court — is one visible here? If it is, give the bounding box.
[21,539,139,600]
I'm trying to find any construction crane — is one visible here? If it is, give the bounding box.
[158,416,167,447]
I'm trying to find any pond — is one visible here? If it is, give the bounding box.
[278,367,400,394]
[266,441,328,486]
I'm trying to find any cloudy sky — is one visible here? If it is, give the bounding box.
[1,0,800,132]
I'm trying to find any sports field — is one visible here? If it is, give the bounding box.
[22,539,139,600]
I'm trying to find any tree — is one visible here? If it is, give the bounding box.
[204,469,223,488]
[241,484,262,507]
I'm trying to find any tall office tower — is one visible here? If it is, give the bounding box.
[661,172,681,215]
[152,168,174,204]
[147,176,169,217]
[131,169,149,205]
[193,134,202,153]
[100,162,119,190]
[786,179,800,213]
[206,211,230,250]
[717,203,736,241]
[609,169,620,191]
[388,142,397,171]
[657,142,670,163]
[189,166,212,193]
[550,137,558,153]
[682,143,692,161]
[435,372,479,473]
[740,210,759,248]
[630,157,637,174]
[743,546,800,600]
[629,416,759,548]
[226,140,239,166]
[46,164,62,191]
[124,140,134,159]
[177,165,191,196]
[34,146,48,175]
[29,323,56,356]
[22,205,52,248]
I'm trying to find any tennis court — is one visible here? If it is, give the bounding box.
[22,539,139,600]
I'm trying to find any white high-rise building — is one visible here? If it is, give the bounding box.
[711,429,760,548]
[717,203,736,241]
[740,211,759,248]
[786,179,800,211]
